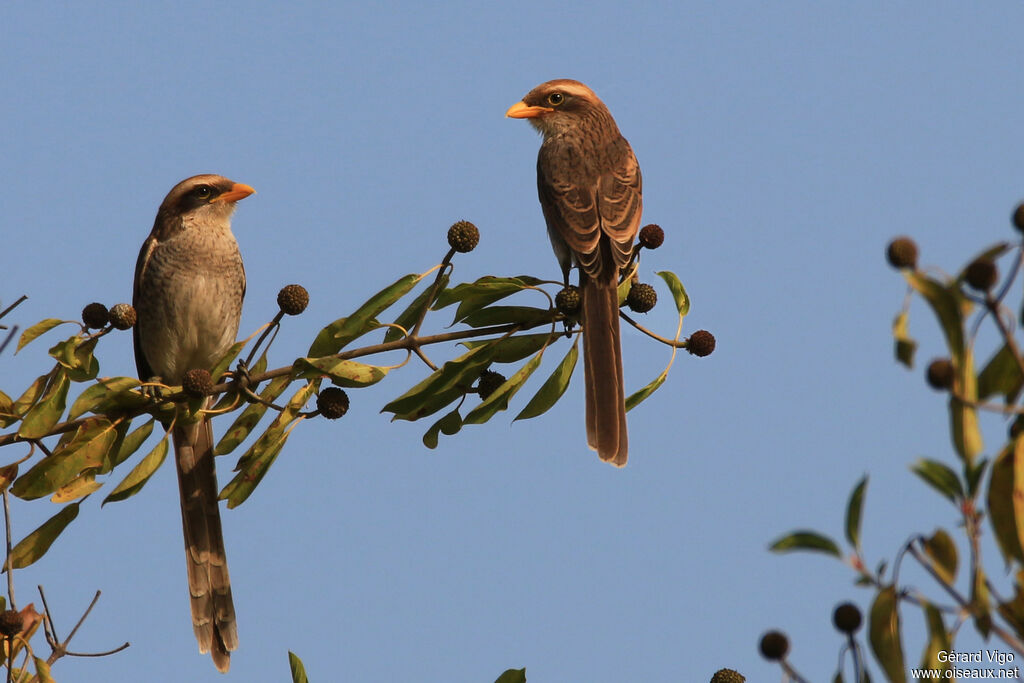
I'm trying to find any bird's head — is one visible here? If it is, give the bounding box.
[505,79,609,137]
[154,174,255,239]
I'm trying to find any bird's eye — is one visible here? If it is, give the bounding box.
[194,185,213,199]
[547,93,564,106]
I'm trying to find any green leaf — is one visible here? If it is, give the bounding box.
[625,368,668,411]
[463,333,558,364]
[977,342,1024,402]
[903,271,967,354]
[423,409,463,449]
[494,669,526,683]
[921,529,958,585]
[383,272,450,343]
[903,270,982,464]
[910,458,964,503]
[215,375,292,455]
[987,439,1024,565]
[102,431,169,505]
[891,311,916,369]
[768,531,842,557]
[50,335,100,381]
[655,270,690,317]
[16,318,68,353]
[221,381,316,508]
[845,475,867,550]
[51,471,102,502]
[972,564,992,637]
[868,585,906,683]
[33,656,54,683]
[9,373,50,423]
[950,347,983,466]
[309,273,424,357]
[68,377,141,420]
[383,341,500,421]
[996,570,1024,639]
[222,430,289,509]
[435,276,543,321]
[0,389,13,420]
[288,651,309,683]
[463,351,544,425]
[17,370,70,439]
[12,418,117,500]
[516,339,579,421]
[293,357,389,387]
[461,305,554,329]
[211,338,249,381]
[6,503,80,569]
[109,418,155,470]
[919,601,951,672]
[97,418,131,474]
[965,457,989,498]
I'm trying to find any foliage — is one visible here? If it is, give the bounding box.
[0,222,705,678]
[766,211,1024,681]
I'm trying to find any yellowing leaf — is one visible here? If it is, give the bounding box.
[293,357,389,387]
[16,318,68,353]
[891,310,916,368]
[51,472,102,503]
[6,503,80,569]
[17,370,70,439]
[102,432,169,505]
[868,585,906,683]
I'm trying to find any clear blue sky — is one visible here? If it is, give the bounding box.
[4,2,1024,681]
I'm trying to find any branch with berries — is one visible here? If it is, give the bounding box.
[0,220,712,581]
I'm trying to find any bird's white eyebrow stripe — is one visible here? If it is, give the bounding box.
[551,82,596,99]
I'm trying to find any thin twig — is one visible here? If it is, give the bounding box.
[3,490,14,612]
[64,642,130,658]
[0,329,17,356]
[32,587,130,675]
[780,659,812,683]
[243,314,283,369]
[993,245,1024,306]
[619,312,687,348]
[849,635,865,683]
[907,541,1024,655]
[0,297,28,322]
[61,590,99,646]
[985,292,1024,389]
[37,585,59,645]
[411,258,452,339]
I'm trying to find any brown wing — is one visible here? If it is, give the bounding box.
[132,234,158,381]
[537,148,602,277]
[538,137,642,281]
[598,138,642,272]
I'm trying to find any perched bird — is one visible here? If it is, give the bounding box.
[133,174,254,672]
[507,79,642,467]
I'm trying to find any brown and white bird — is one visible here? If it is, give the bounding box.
[507,79,642,467]
[133,174,253,672]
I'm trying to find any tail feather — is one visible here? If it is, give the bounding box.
[581,276,628,466]
[173,415,237,673]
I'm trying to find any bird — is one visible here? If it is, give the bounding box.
[506,79,642,467]
[133,174,254,672]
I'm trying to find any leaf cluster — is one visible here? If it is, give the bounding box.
[769,227,1024,681]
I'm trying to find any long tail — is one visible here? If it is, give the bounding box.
[581,274,628,466]
[173,416,237,672]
